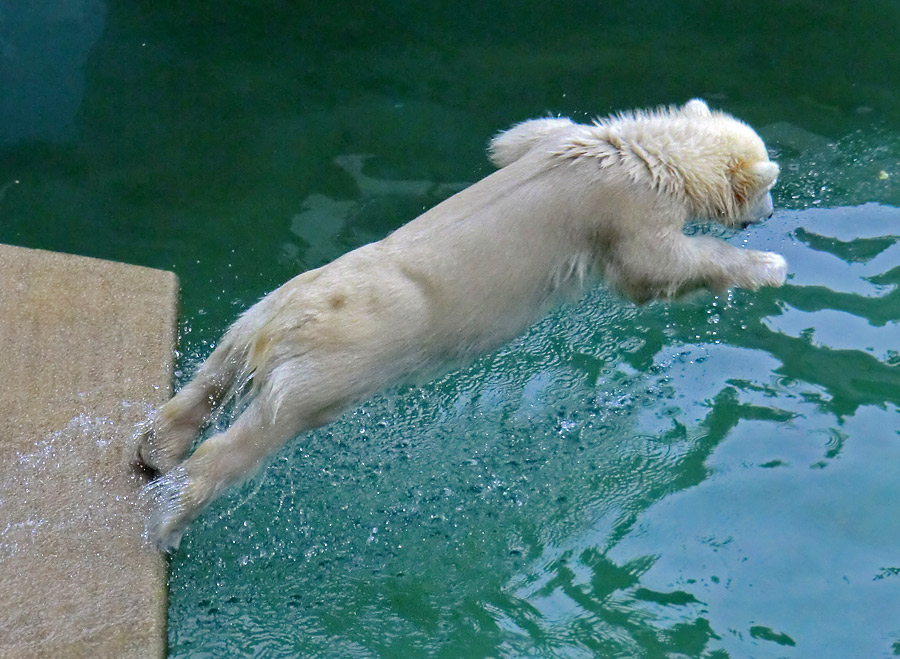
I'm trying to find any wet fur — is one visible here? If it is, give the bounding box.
[137,99,786,551]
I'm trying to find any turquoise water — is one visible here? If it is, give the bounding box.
[2,2,900,657]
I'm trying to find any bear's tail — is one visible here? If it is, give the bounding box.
[488,117,575,168]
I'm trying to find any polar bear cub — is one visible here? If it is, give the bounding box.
[137,99,785,550]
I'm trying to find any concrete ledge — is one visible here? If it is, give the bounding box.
[0,244,177,658]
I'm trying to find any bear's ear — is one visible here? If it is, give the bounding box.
[682,99,711,117]
[751,161,780,187]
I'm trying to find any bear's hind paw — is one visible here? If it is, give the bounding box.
[141,466,191,552]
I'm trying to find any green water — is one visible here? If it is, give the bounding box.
[3,2,900,657]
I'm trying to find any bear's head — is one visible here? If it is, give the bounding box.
[491,99,780,232]
[677,100,780,229]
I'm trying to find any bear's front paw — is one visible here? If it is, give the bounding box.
[744,251,788,289]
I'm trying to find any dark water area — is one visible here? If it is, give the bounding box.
[2,2,900,657]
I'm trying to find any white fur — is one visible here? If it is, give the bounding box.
[137,99,786,551]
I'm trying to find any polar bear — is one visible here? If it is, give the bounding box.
[137,99,786,551]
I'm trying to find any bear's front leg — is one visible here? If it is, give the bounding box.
[685,235,787,293]
[605,234,787,303]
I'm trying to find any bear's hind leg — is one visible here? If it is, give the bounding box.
[135,340,247,474]
[143,368,348,551]
[143,399,276,551]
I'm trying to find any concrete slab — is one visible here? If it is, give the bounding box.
[0,244,177,658]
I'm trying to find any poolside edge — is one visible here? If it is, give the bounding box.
[0,244,177,658]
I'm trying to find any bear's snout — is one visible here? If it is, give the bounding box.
[742,215,771,230]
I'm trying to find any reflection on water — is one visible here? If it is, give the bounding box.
[493,205,900,657]
[283,155,469,268]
